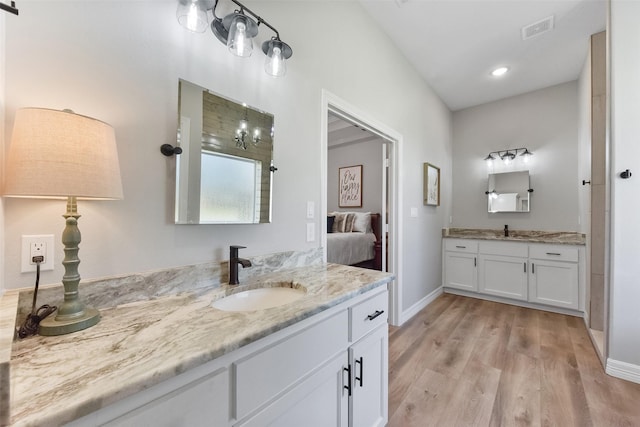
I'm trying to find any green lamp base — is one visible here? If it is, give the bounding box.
[38,307,100,336]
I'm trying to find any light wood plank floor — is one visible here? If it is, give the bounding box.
[388,293,640,427]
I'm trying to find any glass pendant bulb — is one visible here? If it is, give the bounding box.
[176,0,208,33]
[265,45,285,77]
[262,38,293,78]
[227,14,257,57]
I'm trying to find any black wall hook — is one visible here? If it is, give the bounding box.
[620,169,632,179]
[0,1,19,15]
[582,180,591,185]
[160,144,183,157]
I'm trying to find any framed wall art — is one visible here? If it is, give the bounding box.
[338,165,363,208]
[424,162,440,206]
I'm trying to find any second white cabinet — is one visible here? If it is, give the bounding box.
[443,238,583,313]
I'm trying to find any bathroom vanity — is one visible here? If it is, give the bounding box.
[442,228,586,315]
[3,260,393,427]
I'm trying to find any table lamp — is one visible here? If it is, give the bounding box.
[4,108,123,336]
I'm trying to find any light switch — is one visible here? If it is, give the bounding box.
[410,207,418,218]
[306,201,315,219]
[306,223,315,242]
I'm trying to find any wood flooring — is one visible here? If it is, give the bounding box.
[388,293,640,427]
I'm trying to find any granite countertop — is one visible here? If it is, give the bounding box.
[4,263,393,427]
[442,227,586,245]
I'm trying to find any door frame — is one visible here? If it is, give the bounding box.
[320,90,403,326]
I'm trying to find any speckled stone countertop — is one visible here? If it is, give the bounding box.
[1,253,393,427]
[443,227,586,245]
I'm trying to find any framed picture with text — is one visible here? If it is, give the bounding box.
[339,165,363,208]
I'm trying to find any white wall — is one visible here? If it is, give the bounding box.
[2,1,451,317]
[451,81,579,231]
[609,0,640,369]
[327,140,384,214]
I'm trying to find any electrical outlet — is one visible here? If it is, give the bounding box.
[30,242,46,264]
[21,235,55,273]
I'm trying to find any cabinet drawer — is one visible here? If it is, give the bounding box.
[234,310,349,420]
[444,239,478,253]
[479,241,528,258]
[350,290,388,342]
[529,244,578,262]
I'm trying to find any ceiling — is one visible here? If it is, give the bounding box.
[359,0,606,111]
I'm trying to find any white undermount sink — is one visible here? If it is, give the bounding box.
[211,284,307,312]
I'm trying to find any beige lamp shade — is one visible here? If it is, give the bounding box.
[4,108,123,199]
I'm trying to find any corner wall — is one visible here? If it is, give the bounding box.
[451,81,580,231]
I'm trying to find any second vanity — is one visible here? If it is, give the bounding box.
[4,258,393,427]
[442,228,586,315]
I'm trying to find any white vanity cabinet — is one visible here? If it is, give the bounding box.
[443,239,478,292]
[69,287,388,427]
[477,241,528,301]
[528,244,579,310]
[443,238,584,314]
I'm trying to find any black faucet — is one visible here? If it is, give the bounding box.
[504,224,509,237]
[229,245,252,285]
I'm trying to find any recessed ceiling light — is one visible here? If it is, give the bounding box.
[491,67,509,77]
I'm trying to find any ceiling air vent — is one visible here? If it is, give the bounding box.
[521,15,554,40]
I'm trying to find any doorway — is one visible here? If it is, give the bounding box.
[320,90,403,326]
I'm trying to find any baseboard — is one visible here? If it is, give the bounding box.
[606,358,640,384]
[399,286,443,325]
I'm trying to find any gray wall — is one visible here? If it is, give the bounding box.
[327,140,384,214]
[2,1,452,321]
[451,81,579,231]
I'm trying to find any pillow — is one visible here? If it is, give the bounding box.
[352,212,371,233]
[331,212,357,232]
[327,215,335,233]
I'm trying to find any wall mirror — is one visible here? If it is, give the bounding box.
[487,170,531,213]
[175,79,274,224]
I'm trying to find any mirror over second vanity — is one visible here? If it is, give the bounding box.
[175,80,275,224]
[487,170,531,213]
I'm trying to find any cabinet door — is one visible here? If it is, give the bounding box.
[529,259,579,309]
[237,353,348,427]
[478,254,528,300]
[349,325,388,427]
[444,252,477,292]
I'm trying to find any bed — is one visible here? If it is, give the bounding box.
[327,212,382,270]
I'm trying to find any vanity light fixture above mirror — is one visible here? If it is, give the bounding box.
[176,0,293,77]
[484,147,533,166]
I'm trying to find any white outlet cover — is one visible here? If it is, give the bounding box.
[306,201,315,219]
[21,234,55,273]
[306,223,315,242]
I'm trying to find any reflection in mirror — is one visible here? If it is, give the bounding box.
[175,80,274,224]
[487,170,530,213]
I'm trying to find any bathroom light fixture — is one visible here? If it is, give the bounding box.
[176,0,293,77]
[483,147,533,165]
[4,108,123,336]
[176,0,209,33]
[234,107,261,149]
[491,66,509,77]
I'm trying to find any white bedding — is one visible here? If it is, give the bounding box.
[327,232,376,266]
